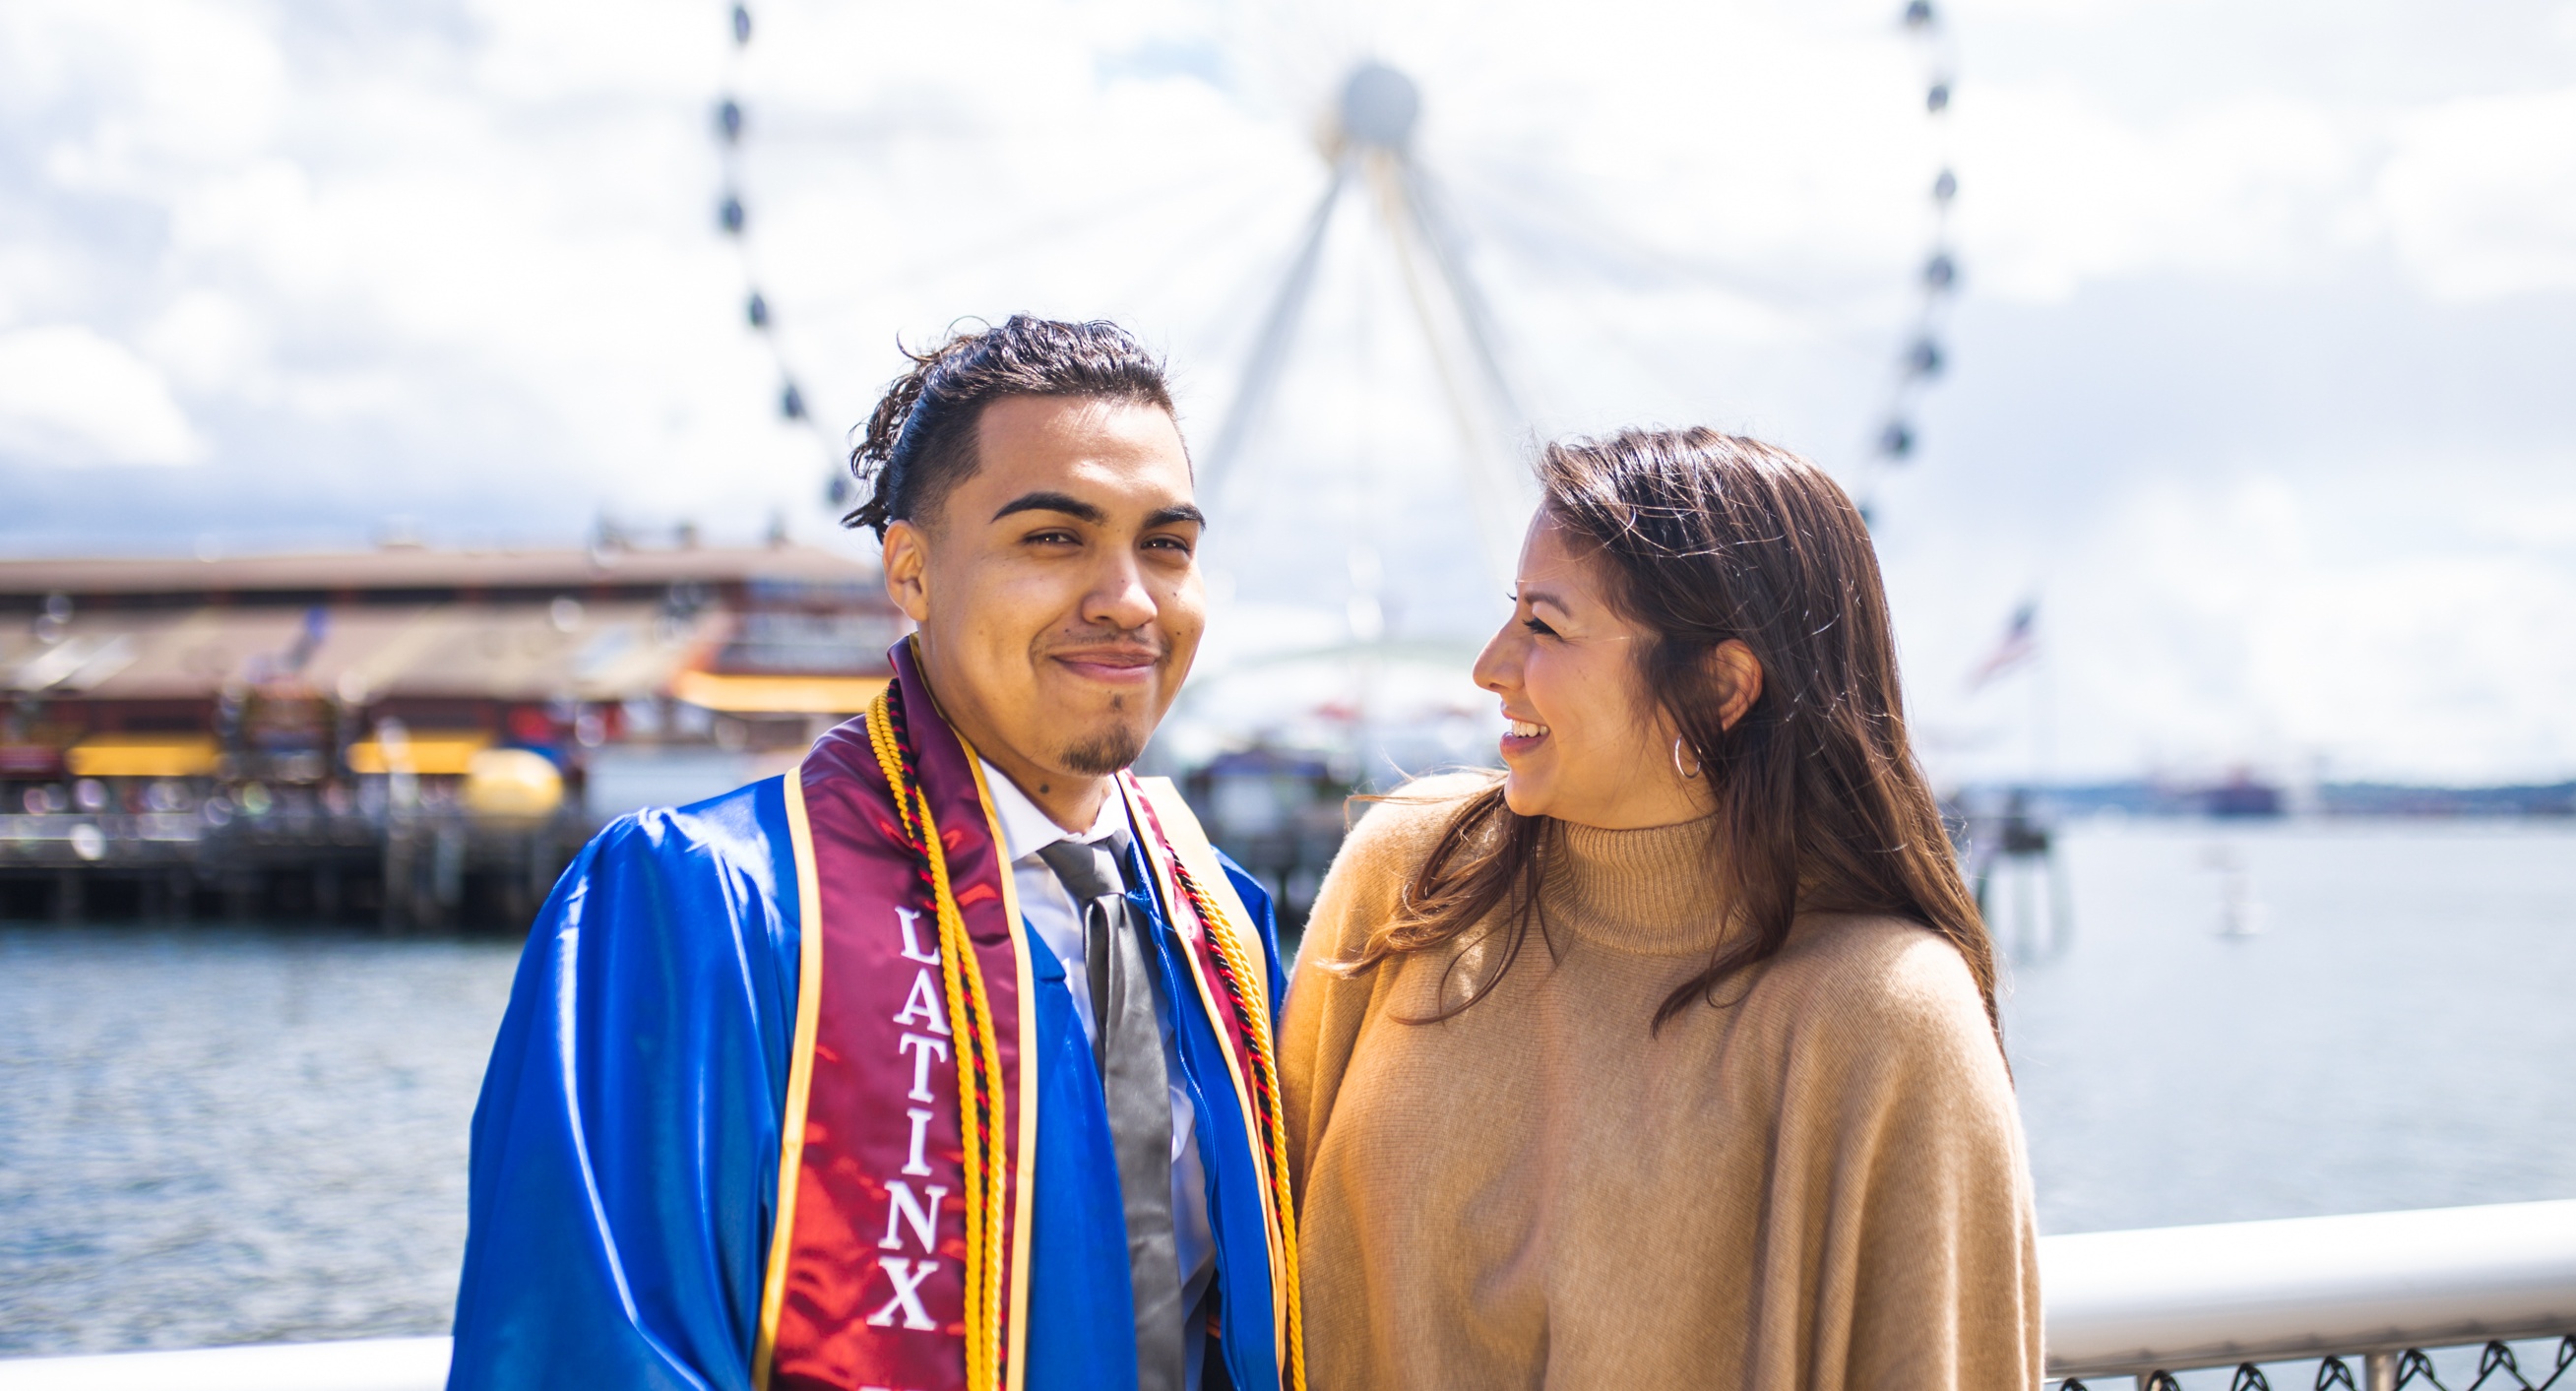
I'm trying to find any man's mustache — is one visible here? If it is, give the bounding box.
[1045,630,1169,663]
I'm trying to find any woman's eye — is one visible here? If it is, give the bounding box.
[1522,617,1556,638]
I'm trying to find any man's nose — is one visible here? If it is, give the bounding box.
[1082,551,1157,632]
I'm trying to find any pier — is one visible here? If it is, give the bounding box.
[1,540,903,930]
[0,804,585,931]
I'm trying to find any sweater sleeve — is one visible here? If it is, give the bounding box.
[1278,810,1388,1200]
[1742,917,2043,1391]
[1278,775,1491,1199]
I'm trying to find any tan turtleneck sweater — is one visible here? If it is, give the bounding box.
[1281,775,2042,1390]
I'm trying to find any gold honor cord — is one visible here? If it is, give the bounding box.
[866,689,1011,1391]
[1162,854,1307,1391]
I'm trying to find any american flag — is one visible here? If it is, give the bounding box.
[1968,600,2039,690]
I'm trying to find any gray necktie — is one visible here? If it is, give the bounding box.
[1037,833,1185,1391]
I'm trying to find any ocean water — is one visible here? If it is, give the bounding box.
[2,818,2572,1362]
[0,930,519,1356]
[2000,818,2576,1234]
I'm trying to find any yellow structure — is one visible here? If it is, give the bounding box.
[464,748,565,818]
[668,670,888,715]
[346,733,492,776]
[64,735,221,779]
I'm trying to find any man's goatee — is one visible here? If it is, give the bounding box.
[1061,727,1145,776]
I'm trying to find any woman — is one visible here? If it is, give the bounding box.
[1281,429,2041,1389]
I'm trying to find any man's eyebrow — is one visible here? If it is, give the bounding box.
[1145,503,1206,530]
[990,491,1105,525]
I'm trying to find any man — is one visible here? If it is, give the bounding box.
[450,316,1300,1391]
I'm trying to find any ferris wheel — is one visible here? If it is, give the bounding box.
[702,1,1965,764]
[709,2,1960,517]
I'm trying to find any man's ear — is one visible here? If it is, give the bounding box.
[883,520,931,626]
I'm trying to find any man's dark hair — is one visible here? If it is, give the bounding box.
[842,315,1178,538]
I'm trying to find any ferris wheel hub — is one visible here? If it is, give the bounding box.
[1338,62,1420,150]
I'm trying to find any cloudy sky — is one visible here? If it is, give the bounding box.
[4,0,2572,784]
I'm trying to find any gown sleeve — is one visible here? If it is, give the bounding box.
[447,779,802,1391]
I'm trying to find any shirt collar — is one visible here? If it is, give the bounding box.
[977,758,1127,864]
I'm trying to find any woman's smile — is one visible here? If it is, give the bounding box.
[1499,714,1550,756]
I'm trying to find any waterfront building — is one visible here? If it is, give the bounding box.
[0,538,905,926]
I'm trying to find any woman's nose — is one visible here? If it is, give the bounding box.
[1472,624,1519,693]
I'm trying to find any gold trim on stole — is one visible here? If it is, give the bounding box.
[961,749,1041,1391]
[1122,776,1291,1359]
[753,770,827,1389]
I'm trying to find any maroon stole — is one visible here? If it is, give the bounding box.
[751,643,1304,1391]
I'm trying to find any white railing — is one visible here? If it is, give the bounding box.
[0,1336,449,1390]
[3,1200,2571,1390]
[2046,1198,2576,1386]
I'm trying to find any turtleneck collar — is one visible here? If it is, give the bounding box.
[1538,813,1733,956]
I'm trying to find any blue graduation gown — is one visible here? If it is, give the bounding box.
[447,774,1289,1391]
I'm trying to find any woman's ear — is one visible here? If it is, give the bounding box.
[1709,640,1764,731]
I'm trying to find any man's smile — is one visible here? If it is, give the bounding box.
[1048,642,1163,685]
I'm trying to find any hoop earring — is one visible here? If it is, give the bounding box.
[1673,737,1703,780]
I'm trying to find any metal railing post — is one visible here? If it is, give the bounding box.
[2365,1351,2396,1391]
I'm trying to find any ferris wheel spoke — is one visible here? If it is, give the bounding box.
[1199,158,1352,506]
[732,110,995,148]
[1097,182,1324,325]
[1393,158,1533,441]
[837,162,1278,306]
[1443,157,1816,311]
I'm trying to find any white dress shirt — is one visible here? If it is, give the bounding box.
[977,761,1217,1345]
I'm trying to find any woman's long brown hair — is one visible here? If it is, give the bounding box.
[1340,428,2001,1039]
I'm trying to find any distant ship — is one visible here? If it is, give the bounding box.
[2200,770,2286,818]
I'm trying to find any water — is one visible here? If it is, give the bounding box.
[0,929,519,1356]
[2000,818,2576,1234]
[1,819,2571,1360]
